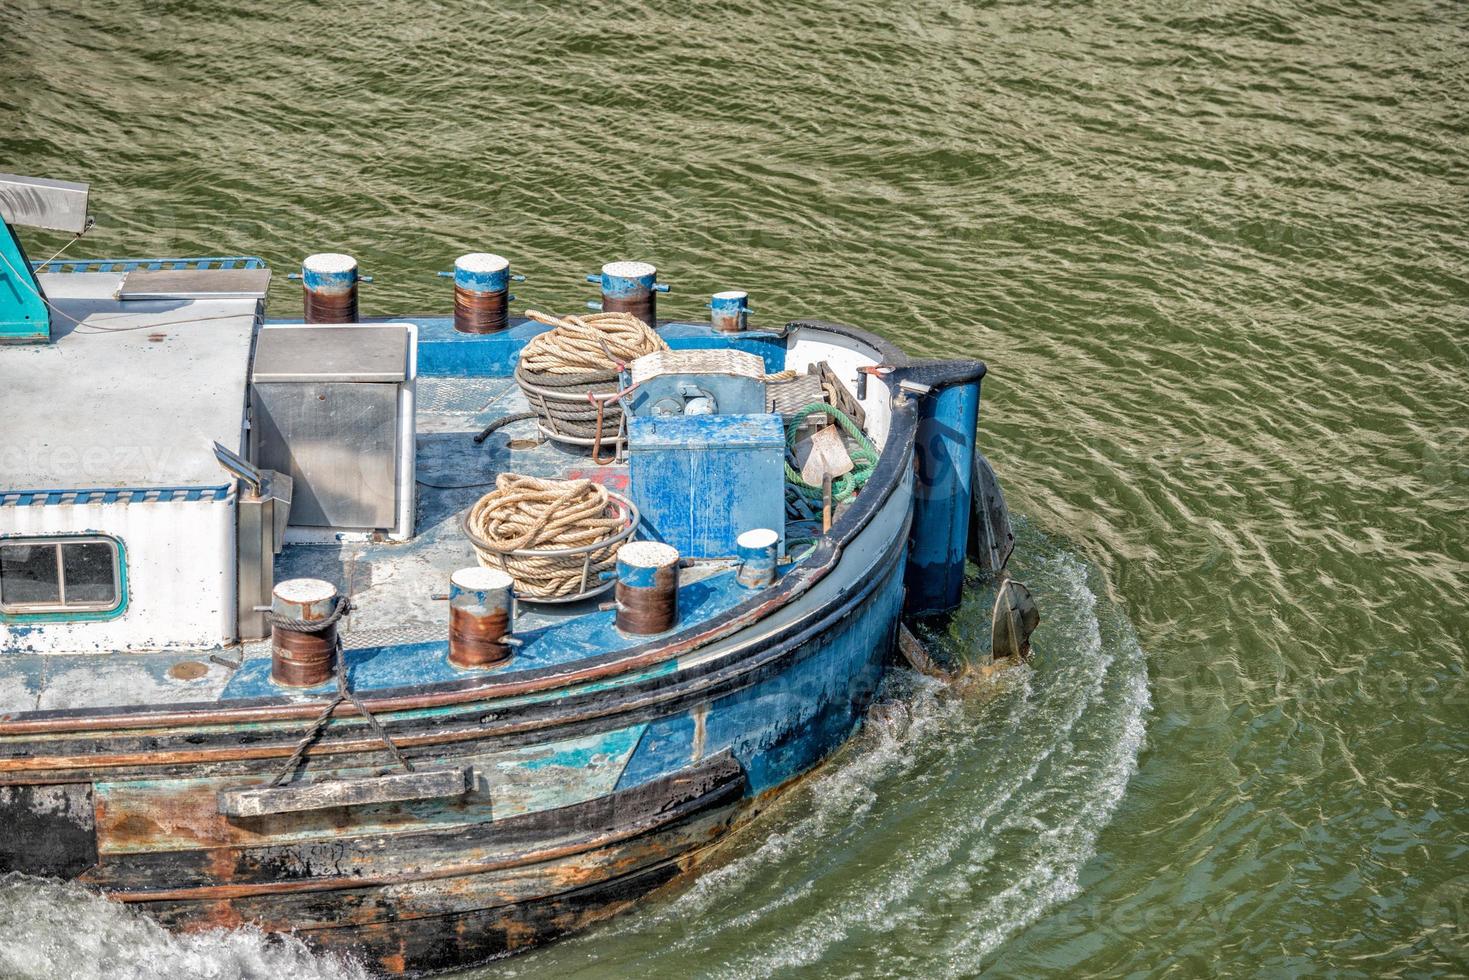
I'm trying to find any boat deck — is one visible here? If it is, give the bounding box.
[0,374,801,717]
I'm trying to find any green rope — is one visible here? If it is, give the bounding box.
[784,403,879,502]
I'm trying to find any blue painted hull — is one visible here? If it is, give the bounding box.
[619,539,905,798]
[0,316,992,977]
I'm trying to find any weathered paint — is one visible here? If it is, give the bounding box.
[0,782,95,877]
[269,579,338,688]
[452,253,512,334]
[627,414,786,559]
[91,725,646,853]
[0,313,980,976]
[709,290,750,333]
[216,570,751,702]
[111,755,746,975]
[735,528,779,588]
[615,543,680,635]
[617,535,904,794]
[448,567,514,669]
[0,494,234,653]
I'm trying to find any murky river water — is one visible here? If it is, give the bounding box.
[2,0,1465,976]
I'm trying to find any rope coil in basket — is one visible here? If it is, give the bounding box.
[515,311,668,455]
[464,474,633,599]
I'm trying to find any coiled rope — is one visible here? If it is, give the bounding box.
[785,403,879,503]
[515,311,668,456]
[520,310,666,374]
[466,474,627,598]
[266,599,414,787]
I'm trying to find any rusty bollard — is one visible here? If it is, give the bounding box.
[448,567,515,669]
[301,252,359,323]
[271,578,340,687]
[452,253,513,334]
[615,542,680,635]
[710,290,751,333]
[586,261,668,329]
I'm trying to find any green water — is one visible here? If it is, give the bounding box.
[3,0,1466,976]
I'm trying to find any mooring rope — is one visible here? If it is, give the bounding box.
[514,311,667,451]
[784,403,880,503]
[520,310,666,374]
[465,474,626,598]
[266,599,414,787]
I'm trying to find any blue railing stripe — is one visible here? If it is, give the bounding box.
[0,485,232,507]
[30,256,268,274]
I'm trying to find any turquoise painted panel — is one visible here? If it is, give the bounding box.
[0,222,49,342]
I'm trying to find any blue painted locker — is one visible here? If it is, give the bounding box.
[627,414,786,559]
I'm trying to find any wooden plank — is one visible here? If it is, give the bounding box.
[814,360,866,428]
[218,767,469,818]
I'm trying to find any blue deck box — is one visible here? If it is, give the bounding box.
[627,413,786,559]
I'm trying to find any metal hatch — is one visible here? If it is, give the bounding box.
[250,325,412,532]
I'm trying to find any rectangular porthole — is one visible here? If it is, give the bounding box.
[0,535,124,616]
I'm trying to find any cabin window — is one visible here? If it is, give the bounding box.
[0,535,123,615]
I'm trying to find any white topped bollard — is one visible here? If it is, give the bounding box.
[586,261,669,329]
[270,577,341,687]
[301,252,359,323]
[710,290,751,333]
[448,566,515,669]
[614,541,680,634]
[452,252,513,334]
[735,528,779,588]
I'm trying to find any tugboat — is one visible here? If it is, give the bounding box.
[0,174,1034,974]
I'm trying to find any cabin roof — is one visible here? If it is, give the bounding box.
[0,271,260,491]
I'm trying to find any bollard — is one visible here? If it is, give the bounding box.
[301,253,359,323]
[710,290,751,333]
[453,253,512,334]
[615,541,680,634]
[271,578,340,687]
[448,566,515,669]
[735,528,778,588]
[587,261,668,328]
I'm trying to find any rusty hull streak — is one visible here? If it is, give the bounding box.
[109,768,740,903]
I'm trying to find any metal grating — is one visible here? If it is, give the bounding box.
[414,376,512,416]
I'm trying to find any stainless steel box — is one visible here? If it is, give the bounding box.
[251,326,412,533]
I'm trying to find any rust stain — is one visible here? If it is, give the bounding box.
[167,661,209,681]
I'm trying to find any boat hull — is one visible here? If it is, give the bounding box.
[1,499,910,976]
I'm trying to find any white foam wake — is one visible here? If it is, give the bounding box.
[0,874,369,980]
